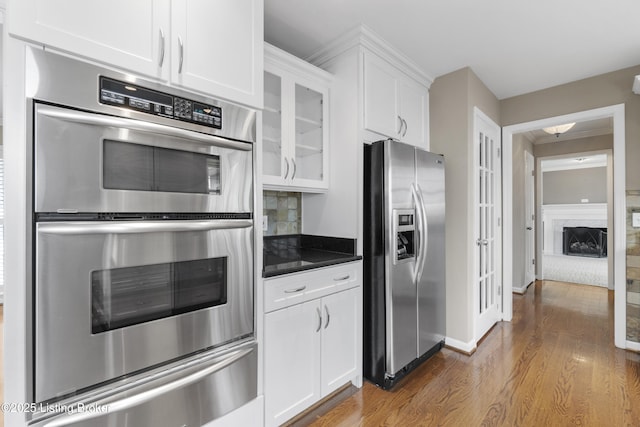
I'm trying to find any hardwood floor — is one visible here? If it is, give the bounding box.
[302,281,640,426]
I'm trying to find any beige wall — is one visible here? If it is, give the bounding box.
[431,67,500,346]
[512,134,533,289]
[543,167,607,204]
[502,65,640,188]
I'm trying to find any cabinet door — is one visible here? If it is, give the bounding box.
[171,0,263,108]
[363,52,400,140]
[320,288,359,396]
[264,300,321,427]
[399,78,429,149]
[262,71,289,187]
[292,81,329,190]
[8,0,170,80]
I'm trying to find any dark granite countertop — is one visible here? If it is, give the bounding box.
[263,234,361,278]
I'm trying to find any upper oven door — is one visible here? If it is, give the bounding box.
[34,104,253,213]
[34,219,253,403]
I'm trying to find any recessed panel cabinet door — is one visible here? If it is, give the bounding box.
[363,52,399,139]
[320,288,359,396]
[264,300,321,427]
[171,0,264,108]
[399,78,429,149]
[8,0,170,80]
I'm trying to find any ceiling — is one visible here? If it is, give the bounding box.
[523,117,613,145]
[264,0,640,100]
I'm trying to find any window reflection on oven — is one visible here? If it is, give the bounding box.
[91,257,227,334]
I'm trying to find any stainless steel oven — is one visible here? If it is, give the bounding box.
[26,47,257,426]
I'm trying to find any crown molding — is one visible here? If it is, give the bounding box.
[265,42,333,85]
[306,24,433,88]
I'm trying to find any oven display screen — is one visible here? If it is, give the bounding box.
[99,76,222,129]
[91,257,227,334]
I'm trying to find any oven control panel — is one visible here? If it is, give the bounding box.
[99,77,222,129]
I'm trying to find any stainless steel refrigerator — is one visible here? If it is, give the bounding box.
[363,139,446,389]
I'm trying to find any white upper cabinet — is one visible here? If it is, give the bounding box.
[8,0,170,79]
[363,50,429,149]
[170,0,263,108]
[8,0,263,108]
[263,43,331,192]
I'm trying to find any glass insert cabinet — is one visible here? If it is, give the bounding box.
[263,43,331,192]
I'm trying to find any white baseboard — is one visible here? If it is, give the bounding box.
[445,336,477,354]
[512,286,527,294]
[626,340,640,352]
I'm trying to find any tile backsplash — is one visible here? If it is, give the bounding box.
[263,191,301,236]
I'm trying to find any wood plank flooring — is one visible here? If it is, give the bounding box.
[302,280,640,426]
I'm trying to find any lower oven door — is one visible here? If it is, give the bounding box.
[34,219,253,403]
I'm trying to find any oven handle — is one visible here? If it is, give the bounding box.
[37,105,253,151]
[37,220,253,235]
[42,346,254,427]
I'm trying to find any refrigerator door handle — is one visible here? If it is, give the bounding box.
[414,183,429,283]
[410,184,423,282]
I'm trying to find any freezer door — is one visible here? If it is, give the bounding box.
[415,150,446,356]
[385,141,418,375]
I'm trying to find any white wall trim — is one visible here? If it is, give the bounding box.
[512,285,528,294]
[445,336,477,354]
[502,104,626,349]
[626,340,640,352]
[541,203,607,256]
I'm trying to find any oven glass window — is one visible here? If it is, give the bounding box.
[91,257,227,334]
[103,140,221,195]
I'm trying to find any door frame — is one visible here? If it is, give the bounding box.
[502,104,627,349]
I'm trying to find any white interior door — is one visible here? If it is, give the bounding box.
[474,108,502,342]
[524,151,536,285]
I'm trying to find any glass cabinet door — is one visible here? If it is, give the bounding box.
[293,83,324,183]
[263,71,284,181]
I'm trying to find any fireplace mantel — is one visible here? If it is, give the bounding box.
[542,204,607,255]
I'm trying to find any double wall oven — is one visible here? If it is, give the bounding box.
[26,48,257,426]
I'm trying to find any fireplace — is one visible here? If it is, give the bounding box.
[562,227,607,258]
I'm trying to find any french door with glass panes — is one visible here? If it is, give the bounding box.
[473,108,502,342]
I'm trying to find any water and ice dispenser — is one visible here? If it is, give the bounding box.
[393,209,415,263]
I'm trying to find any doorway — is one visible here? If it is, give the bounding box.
[502,104,626,349]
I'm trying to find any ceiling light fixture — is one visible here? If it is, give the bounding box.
[542,123,576,137]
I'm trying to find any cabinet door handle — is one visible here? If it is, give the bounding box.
[158,28,166,67]
[316,307,322,332]
[284,286,306,293]
[397,115,403,135]
[324,305,330,329]
[291,158,297,180]
[334,275,350,281]
[402,118,408,137]
[284,157,290,179]
[178,36,184,74]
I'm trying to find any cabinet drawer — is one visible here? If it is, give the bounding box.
[264,262,360,313]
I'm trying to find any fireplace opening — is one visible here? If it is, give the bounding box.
[562,226,607,258]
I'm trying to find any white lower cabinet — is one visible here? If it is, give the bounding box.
[263,263,361,427]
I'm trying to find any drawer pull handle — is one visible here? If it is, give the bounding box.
[284,286,306,294]
[316,307,322,332]
[324,305,330,329]
[334,275,350,281]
